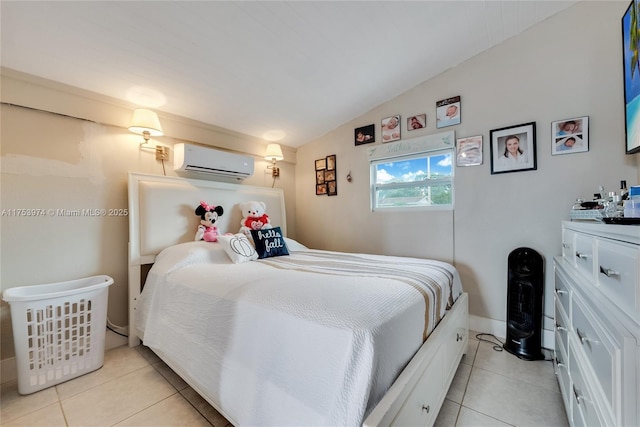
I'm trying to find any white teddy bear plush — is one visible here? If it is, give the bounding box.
[239,200,273,237]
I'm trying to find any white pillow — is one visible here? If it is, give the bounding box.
[284,237,309,252]
[218,233,259,264]
[154,241,231,271]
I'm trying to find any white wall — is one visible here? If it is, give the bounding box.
[295,1,640,335]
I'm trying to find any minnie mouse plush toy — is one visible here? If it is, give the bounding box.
[195,201,224,242]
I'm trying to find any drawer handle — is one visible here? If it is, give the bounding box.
[422,404,430,413]
[456,333,463,342]
[555,289,567,296]
[573,385,583,405]
[576,328,599,346]
[555,357,565,369]
[575,252,588,260]
[555,323,567,332]
[599,266,619,278]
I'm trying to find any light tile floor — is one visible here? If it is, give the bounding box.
[1,331,569,426]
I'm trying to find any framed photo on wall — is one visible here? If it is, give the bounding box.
[407,114,426,131]
[456,135,483,166]
[325,154,337,196]
[354,124,375,145]
[551,116,589,155]
[327,180,337,196]
[315,155,337,196]
[490,122,537,174]
[381,115,401,142]
[436,96,461,128]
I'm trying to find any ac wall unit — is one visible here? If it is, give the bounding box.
[173,143,254,180]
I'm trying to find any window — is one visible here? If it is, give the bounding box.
[371,148,453,210]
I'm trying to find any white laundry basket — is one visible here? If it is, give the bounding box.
[2,275,114,394]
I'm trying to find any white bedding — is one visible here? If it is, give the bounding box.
[136,240,463,426]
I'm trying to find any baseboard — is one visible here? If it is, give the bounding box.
[105,328,128,350]
[469,315,555,351]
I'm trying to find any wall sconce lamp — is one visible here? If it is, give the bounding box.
[128,108,168,160]
[264,143,284,178]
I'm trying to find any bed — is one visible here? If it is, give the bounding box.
[127,172,468,427]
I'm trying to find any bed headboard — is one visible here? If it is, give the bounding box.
[128,172,286,265]
[127,172,286,345]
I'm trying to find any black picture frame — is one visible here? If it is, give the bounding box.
[327,181,337,196]
[490,122,537,174]
[354,124,375,146]
[325,155,337,196]
[622,0,640,154]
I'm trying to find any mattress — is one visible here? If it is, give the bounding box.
[136,240,463,426]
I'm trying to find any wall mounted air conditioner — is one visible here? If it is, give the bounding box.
[173,143,254,180]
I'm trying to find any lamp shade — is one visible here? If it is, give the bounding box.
[264,143,284,161]
[128,109,163,136]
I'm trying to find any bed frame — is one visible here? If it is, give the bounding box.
[127,172,468,426]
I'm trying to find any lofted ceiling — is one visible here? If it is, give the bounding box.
[1,1,578,148]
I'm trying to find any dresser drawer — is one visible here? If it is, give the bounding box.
[569,344,605,427]
[554,267,571,317]
[392,348,444,426]
[596,239,640,323]
[443,296,468,376]
[574,233,595,281]
[562,228,576,266]
[554,331,571,417]
[571,293,619,410]
[555,298,570,352]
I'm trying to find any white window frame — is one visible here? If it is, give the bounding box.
[367,131,455,212]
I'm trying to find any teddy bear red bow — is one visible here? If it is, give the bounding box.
[239,200,272,237]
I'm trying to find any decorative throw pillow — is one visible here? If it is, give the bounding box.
[218,233,259,264]
[251,226,289,259]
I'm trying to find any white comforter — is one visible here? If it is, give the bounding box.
[137,241,462,426]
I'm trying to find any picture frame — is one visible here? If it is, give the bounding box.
[407,114,426,131]
[326,154,336,170]
[436,96,461,128]
[315,154,337,196]
[551,116,589,155]
[354,124,375,146]
[456,135,483,166]
[325,154,336,196]
[324,169,336,181]
[327,181,337,196]
[381,115,401,142]
[490,122,537,174]
[622,0,640,154]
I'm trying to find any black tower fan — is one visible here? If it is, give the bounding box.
[504,247,544,360]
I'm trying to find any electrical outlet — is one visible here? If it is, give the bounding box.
[155,146,169,161]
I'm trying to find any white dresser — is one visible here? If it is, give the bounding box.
[554,221,639,427]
